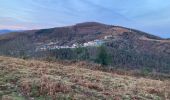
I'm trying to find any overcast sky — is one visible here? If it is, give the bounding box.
[0,0,170,37]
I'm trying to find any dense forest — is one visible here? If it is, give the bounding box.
[30,43,170,74]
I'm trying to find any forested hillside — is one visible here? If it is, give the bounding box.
[0,22,170,74]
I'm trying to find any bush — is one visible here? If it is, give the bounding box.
[141,67,152,76]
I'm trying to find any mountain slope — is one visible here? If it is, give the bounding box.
[0,56,169,99]
[0,22,166,53]
[0,22,161,43]
[0,22,170,73]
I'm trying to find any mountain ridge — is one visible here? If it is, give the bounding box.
[0,22,164,42]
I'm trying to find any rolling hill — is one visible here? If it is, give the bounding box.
[0,56,170,100]
[0,22,170,74]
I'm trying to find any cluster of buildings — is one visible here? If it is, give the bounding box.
[36,35,114,51]
[83,40,104,47]
[36,43,75,51]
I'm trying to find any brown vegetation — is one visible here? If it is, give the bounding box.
[0,56,170,99]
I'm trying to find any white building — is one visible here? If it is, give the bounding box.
[104,35,113,39]
[83,40,104,47]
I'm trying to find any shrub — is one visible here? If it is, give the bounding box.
[141,67,152,76]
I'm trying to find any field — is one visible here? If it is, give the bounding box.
[0,56,170,100]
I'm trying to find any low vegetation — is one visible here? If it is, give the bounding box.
[0,56,170,100]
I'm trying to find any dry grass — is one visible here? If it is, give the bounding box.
[0,56,170,100]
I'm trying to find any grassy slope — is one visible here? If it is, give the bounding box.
[0,56,170,100]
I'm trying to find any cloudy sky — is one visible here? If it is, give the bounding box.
[0,0,170,37]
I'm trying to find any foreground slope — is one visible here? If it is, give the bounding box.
[0,56,170,100]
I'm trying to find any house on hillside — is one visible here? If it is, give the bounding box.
[83,39,104,47]
[72,43,80,48]
[104,35,113,39]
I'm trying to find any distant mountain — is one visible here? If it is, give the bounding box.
[0,29,12,34]
[0,22,170,74]
[0,29,22,34]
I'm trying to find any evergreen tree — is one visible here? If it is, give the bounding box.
[96,46,110,66]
